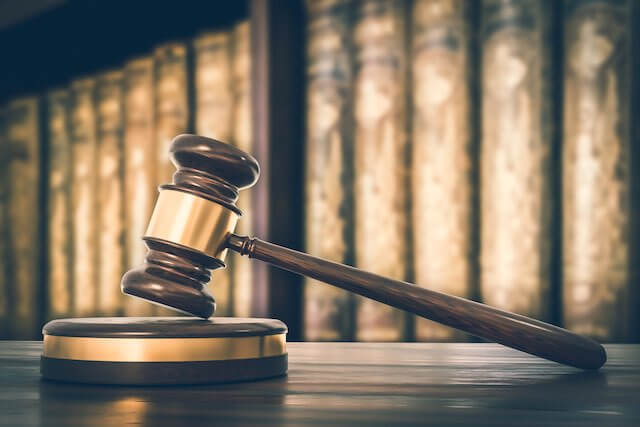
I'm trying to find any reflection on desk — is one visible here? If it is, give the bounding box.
[1,342,639,426]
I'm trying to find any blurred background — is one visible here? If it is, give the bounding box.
[0,0,637,343]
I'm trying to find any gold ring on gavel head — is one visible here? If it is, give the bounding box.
[144,189,239,262]
[42,333,287,362]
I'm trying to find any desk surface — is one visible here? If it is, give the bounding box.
[0,342,638,426]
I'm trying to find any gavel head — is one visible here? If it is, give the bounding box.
[121,134,259,318]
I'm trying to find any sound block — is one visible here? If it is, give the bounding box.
[41,317,288,385]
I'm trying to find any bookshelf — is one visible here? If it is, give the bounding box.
[0,0,305,340]
[4,0,639,344]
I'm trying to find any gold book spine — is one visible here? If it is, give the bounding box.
[353,0,408,341]
[304,0,354,341]
[6,97,42,339]
[46,89,73,320]
[562,0,633,341]
[0,107,9,337]
[230,20,255,318]
[412,0,474,341]
[154,43,189,187]
[193,30,233,316]
[194,31,233,140]
[96,71,126,316]
[480,0,554,320]
[70,78,99,317]
[154,43,190,316]
[123,57,156,316]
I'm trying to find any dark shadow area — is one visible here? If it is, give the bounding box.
[0,0,247,103]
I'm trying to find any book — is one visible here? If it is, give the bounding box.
[411,0,474,341]
[480,0,554,320]
[193,30,233,316]
[154,42,190,187]
[562,0,633,341]
[194,31,233,141]
[304,0,354,341]
[95,71,126,316]
[353,0,408,341]
[46,89,73,320]
[5,96,43,339]
[69,77,99,317]
[230,20,255,318]
[154,42,190,316]
[123,57,156,316]
[0,107,10,338]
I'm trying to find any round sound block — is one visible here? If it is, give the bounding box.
[41,317,288,385]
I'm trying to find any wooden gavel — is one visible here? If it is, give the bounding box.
[121,134,606,370]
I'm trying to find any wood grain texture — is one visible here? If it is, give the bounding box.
[227,235,605,369]
[0,342,638,426]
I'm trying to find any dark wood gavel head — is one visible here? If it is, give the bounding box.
[121,134,259,318]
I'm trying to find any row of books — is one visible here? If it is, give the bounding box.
[2,0,636,343]
[0,20,253,339]
[303,0,636,342]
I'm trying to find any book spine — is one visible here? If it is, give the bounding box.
[231,20,255,318]
[480,0,554,319]
[562,0,633,341]
[304,0,354,341]
[193,31,234,316]
[123,57,156,316]
[411,0,474,341]
[154,43,190,315]
[46,89,73,320]
[96,71,126,316]
[0,107,10,338]
[5,97,42,339]
[194,32,233,140]
[154,43,190,187]
[70,78,99,317]
[353,0,408,341]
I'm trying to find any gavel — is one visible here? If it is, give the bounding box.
[122,134,606,370]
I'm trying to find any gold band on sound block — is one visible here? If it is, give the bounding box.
[145,189,239,260]
[43,334,286,362]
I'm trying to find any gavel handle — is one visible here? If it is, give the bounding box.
[226,234,606,370]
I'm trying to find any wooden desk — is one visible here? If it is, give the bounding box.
[1,342,638,426]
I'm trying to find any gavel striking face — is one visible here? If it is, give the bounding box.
[122,134,606,370]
